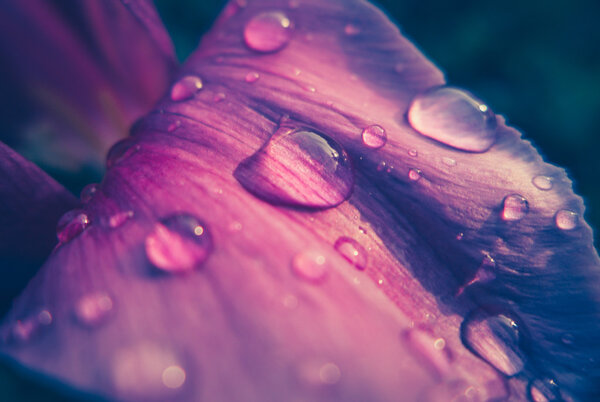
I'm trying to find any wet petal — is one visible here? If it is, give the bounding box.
[1,0,599,400]
[0,0,176,186]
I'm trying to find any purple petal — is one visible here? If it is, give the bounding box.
[2,0,599,400]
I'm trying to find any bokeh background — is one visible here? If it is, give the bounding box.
[2,0,599,400]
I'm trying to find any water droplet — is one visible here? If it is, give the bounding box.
[213,92,226,103]
[234,128,354,208]
[442,157,456,167]
[108,210,134,228]
[57,209,89,243]
[162,365,186,389]
[334,237,367,270]
[106,138,140,169]
[344,24,360,36]
[245,71,260,83]
[408,168,422,181]
[80,183,99,204]
[292,250,328,282]
[10,310,52,343]
[74,292,113,327]
[167,120,181,132]
[532,175,553,191]
[296,359,341,387]
[555,209,578,230]
[407,87,497,152]
[145,213,213,273]
[170,75,203,101]
[408,149,418,157]
[244,11,292,53]
[461,310,525,376]
[501,194,529,221]
[361,124,387,149]
[319,363,341,384]
[528,378,561,402]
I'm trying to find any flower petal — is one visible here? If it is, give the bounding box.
[2,0,599,400]
[0,0,176,187]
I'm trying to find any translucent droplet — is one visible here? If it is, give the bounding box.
[10,310,52,343]
[344,24,360,36]
[461,310,525,376]
[404,328,451,377]
[170,75,203,101]
[108,210,134,228]
[80,183,99,204]
[528,378,561,402]
[234,128,354,208]
[361,124,387,149]
[292,250,328,282]
[167,120,181,132]
[245,71,260,83]
[442,157,456,167]
[408,149,418,157]
[106,138,140,169]
[334,237,367,270]
[74,292,113,327]
[213,92,226,103]
[145,213,213,273]
[57,209,89,243]
[408,168,422,181]
[407,87,497,152]
[555,209,578,230]
[532,175,553,191]
[244,11,292,53]
[501,194,529,221]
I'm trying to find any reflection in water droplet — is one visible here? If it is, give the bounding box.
[106,138,140,169]
[57,209,89,243]
[74,292,113,327]
[245,71,260,83]
[80,183,99,203]
[234,128,354,208]
[407,87,497,152]
[334,237,367,270]
[108,210,134,228]
[404,328,451,377]
[501,194,529,221]
[361,125,387,149]
[170,75,203,101]
[145,213,213,273]
[408,168,422,181]
[244,11,292,53]
[532,175,553,191]
[528,378,561,402]
[292,250,328,282]
[461,310,525,376]
[555,209,578,230]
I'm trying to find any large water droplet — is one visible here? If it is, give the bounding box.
[407,87,497,152]
[361,124,387,149]
[334,237,367,270]
[461,310,526,376]
[532,175,553,191]
[292,250,328,282]
[555,209,578,230]
[74,292,113,327]
[170,75,203,101]
[234,127,354,208]
[244,11,292,53]
[57,209,89,243]
[80,183,99,204]
[501,194,529,221]
[145,213,213,273]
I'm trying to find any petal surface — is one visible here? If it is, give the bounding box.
[1,0,599,401]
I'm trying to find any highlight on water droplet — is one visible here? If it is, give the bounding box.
[532,175,553,191]
[334,237,367,270]
[145,213,213,273]
[408,168,422,181]
[460,309,526,376]
[407,86,497,152]
[528,378,562,402]
[244,11,292,53]
[292,250,328,282]
[108,210,134,229]
[501,194,529,221]
[555,209,578,231]
[74,292,113,327]
[403,328,452,378]
[170,75,203,101]
[234,127,354,209]
[80,183,99,204]
[408,149,418,157]
[57,209,89,243]
[361,124,387,149]
[245,71,260,83]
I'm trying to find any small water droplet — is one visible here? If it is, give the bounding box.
[528,378,561,402]
[403,328,451,377]
[213,92,226,103]
[292,250,328,282]
[106,138,140,169]
[461,310,525,376]
[501,194,529,221]
[74,292,113,327]
[344,24,360,36]
[57,209,89,243]
[162,365,186,389]
[170,75,203,101]
[245,71,260,83]
[167,120,181,132]
[408,149,418,157]
[442,157,456,167]
[10,310,52,343]
[145,213,213,273]
[407,87,497,152]
[108,210,134,228]
[244,11,292,53]
[334,237,367,270]
[555,209,578,230]
[361,124,387,149]
[532,175,553,191]
[80,183,99,203]
[234,127,354,208]
[408,168,422,181]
